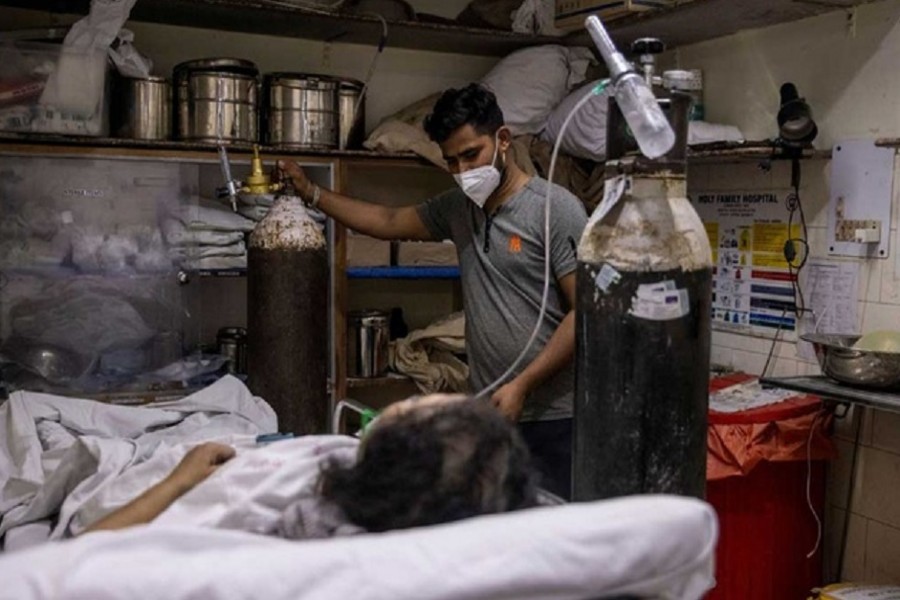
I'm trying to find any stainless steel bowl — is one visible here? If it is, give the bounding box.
[801,333,900,390]
[1,341,95,383]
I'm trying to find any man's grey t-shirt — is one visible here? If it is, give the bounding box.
[416,177,588,422]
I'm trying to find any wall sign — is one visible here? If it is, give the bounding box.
[690,190,800,337]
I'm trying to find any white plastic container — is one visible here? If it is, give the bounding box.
[0,41,109,136]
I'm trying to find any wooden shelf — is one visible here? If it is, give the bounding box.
[0,0,871,56]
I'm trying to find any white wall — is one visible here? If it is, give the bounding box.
[678,0,900,585]
[672,0,900,149]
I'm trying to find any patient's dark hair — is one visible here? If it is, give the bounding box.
[320,399,538,532]
[423,83,505,144]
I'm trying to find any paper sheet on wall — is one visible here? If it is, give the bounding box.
[797,259,859,361]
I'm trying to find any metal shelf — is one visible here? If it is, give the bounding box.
[686,141,831,162]
[195,269,247,278]
[0,0,871,56]
[0,134,837,166]
[347,372,414,389]
[568,0,873,50]
[0,0,562,57]
[760,375,900,415]
[0,131,423,162]
[346,266,459,279]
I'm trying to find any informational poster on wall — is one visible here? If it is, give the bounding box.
[690,190,800,338]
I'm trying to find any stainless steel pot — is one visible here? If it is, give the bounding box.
[174,58,259,143]
[338,78,365,149]
[112,75,172,140]
[347,309,389,378]
[264,73,338,149]
[801,333,900,390]
[217,326,248,375]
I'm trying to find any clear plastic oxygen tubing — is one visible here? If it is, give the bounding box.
[475,80,610,401]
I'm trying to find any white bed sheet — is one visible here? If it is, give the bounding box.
[0,376,276,543]
[0,494,717,600]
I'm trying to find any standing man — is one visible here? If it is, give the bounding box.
[278,83,587,499]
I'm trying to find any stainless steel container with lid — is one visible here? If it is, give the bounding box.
[264,73,338,149]
[174,58,259,144]
[338,78,365,149]
[111,75,172,140]
[217,326,248,375]
[663,69,704,121]
[347,309,389,378]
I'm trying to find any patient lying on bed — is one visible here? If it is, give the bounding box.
[83,395,540,537]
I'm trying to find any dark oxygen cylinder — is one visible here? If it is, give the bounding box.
[248,195,329,436]
[573,92,713,501]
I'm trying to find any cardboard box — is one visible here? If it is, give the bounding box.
[347,232,391,267]
[396,241,458,267]
[554,0,676,31]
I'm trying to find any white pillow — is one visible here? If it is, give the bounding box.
[0,495,718,600]
[542,83,748,161]
[481,45,593,135]
[541,80,610,162]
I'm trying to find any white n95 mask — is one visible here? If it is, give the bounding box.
[453,136,503,208]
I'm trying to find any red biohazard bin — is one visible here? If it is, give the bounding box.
[705,373,835,600]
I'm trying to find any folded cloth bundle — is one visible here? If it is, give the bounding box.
[165,200,256,270]
[168,203,256,233]
[161,219,245,247]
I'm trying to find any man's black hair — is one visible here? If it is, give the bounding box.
[423,83,505,144]
[319,399,538,532]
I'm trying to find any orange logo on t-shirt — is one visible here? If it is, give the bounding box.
[508,234,522,253]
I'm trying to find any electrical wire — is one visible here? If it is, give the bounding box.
[348,12,388,147]
[761,308,787,378]
[805,409,825,559]
[257,0,388,150]
[765,162,811,377]
[475,81,609,400]
[785,179,810,316]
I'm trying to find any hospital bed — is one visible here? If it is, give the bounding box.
[0,377,717,599]
[0,493,717,600]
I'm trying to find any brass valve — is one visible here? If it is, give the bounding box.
[241,145,284,195]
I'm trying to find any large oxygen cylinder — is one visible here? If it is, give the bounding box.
[573,93,712,500]
[248,195,329,435]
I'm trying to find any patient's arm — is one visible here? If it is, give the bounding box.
[83,442,235,534]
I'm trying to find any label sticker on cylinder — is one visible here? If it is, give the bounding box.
[587,175,631,227]
[594,263,622,293]
[629,281,690,321]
